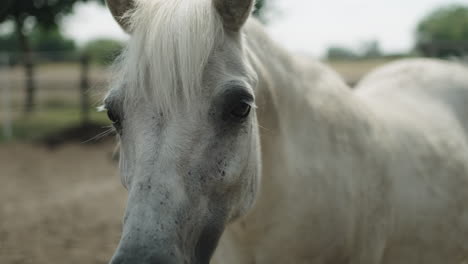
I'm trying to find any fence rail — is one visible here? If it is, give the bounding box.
[0,51,110,141]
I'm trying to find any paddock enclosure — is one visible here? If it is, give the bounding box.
[0,59,399,263]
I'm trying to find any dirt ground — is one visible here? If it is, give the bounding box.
[0,141,127,264]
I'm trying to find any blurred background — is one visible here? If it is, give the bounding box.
[1,0,468,263]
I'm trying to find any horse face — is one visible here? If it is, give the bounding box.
[106,78,260,263]
[105,0,259,263]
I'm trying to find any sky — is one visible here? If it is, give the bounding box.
[62,0,468,57]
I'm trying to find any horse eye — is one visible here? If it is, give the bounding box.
[107,109,120,123]
[106,108,122,131]
[231,102,251,119]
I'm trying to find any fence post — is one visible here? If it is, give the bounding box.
[24,53,36,113]
[1,53,13,140]
[80,53,90,125]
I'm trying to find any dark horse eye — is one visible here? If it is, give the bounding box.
[107,108,122,131]
[231,101,251,119]
[107,109,120,124]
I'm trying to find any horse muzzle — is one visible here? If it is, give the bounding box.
[108,178,225,264]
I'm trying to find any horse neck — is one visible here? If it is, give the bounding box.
[227,19,376,252]
[244,18,373,174]
[244,19,369,133]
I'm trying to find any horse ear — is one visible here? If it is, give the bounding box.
[214,0,255,31]
[106,0,135,33]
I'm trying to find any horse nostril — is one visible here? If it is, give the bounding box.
[195,223,224,264]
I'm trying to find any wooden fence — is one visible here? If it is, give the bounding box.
[0,51,108,141]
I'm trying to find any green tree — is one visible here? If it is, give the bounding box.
[83,38,124,65]
[0,0,104,112]
[30,26,75,53]
[416,4,468,57]
[326,46,358,60]
[0,25,76,62]
[0,30,18,53]
[360,40,382,59]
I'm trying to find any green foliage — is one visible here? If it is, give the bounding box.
[30,26,75,53]
[359,40,382,58]
[83,38,124,65]
[327,40,383,60]
[0,25,76,61]
[0,0,104,60]
[1,0,104,28]
[417,5,468,43]
[326,46,358,60]
[0,30,18,52]
[416,4,468,57]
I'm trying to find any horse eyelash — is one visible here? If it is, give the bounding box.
[82,125,117,144]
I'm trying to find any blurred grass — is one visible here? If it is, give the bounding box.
[0,106,110,143]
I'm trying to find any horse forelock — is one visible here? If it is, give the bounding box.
[113,0,224,114]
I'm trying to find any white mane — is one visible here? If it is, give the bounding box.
[115,0,223,114]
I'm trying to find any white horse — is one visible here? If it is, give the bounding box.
[103,0,468,263]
